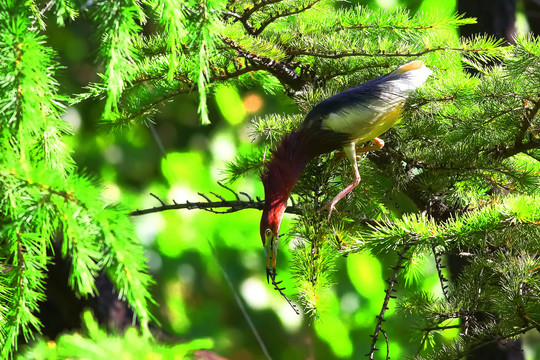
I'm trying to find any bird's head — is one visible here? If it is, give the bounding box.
[260,201,286,283]
[260,140,303,282]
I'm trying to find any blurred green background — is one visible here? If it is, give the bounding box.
[43,0,538,358]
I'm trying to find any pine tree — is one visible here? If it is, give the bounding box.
[0,0,152,357]
[2,0,540,359]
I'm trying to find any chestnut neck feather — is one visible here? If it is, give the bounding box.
[260,126,349,238]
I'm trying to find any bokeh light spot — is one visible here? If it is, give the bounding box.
[214,85,246,125]
[145,250,162,272]
[375,0,397,8]
[61,107,81,132]
[242,93,264,113]
[347,252,384,299]
[103,145,123,164]
[240,277,269,310]
[102,182,121,203]
[340,292,360,313]
[315,316,353,358]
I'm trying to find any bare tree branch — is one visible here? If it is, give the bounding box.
[130,182,302,216]
[367,244,412,360]
[433,245,450,302]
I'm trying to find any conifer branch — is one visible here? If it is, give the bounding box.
[423,324,462,332]
[340,23,440,32]
[251,0,321,36]
[418,323,462,353]
[230,0,286,35]
[8,2,540,358]
[237,0,282,23]
[288,46,495,59]
[212,62,265,81]
[323,62,394,81]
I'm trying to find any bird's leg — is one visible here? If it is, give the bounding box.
[323,138,385,219]
[324,142,361,220]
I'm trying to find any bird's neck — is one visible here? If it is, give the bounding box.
[263,130,312,201]
[261,127,350,232]
[261,129,314,229]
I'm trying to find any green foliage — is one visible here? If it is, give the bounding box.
[0,1,152,357]
[225,3,540,358]
[19,311,213,360]
[74,0,228,127]
[4,0,540,359]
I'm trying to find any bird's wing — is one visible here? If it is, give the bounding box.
[305,61,431,142]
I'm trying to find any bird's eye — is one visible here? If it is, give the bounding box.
[265,229,272,238]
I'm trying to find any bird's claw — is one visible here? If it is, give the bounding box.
[319,202,337,221]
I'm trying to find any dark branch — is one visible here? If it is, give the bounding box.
[150,193,166,206]
[269,277,300,315]
[367,244,411,359]
[485,96,540,158]
[464,325,535,358]
[489,138,540,159]
[381,329,390,360]
[231,0,282,35]
[418,323,462,353]
[516,97,540,145]
[129,182,302,216]
[433,245,450,302]
[338,23,440,32]
[212,61,265,81]
[221,36,315,93]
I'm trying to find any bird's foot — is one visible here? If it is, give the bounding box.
[320,202,337,221]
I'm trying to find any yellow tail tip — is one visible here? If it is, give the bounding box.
[396,60,425,73]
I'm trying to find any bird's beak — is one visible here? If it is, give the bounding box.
[264,230,279,283]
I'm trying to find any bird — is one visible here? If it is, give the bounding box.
[260,60,432,282]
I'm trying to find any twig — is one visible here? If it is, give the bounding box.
[40,0,55,17]
[381,329,390,360]
[150,193,167,206]
[418,323,462,353]
[234,0,282,34]
[210,192,227,202]
[219,182,240,200]
[239,191,253,201]
[366,244,411,359]
[489,96,540,158]
[238,0,282,22]
[463,325,535,358]
[433,245,450,302]
[268,275,300,315]
[30,0,55,28]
